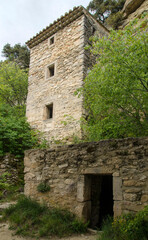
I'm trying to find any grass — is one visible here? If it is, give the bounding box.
[0,185,23,203]
[96,216,114,240]
[2,196,88,238]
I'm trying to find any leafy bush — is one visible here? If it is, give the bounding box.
[98,206,148,240]
[3,197,88,238]
[37,182,50,193]
[0,104,49,158]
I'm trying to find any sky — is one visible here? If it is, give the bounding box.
[0,0,91,60]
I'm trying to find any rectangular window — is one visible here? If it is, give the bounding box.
[50,36,54,45]
[46,64,55,78]
[45,103,53,119]
[48,34,55,46]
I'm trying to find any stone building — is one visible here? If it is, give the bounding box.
[24,4,148,228]
[24,137,148,228]
[26,6,108,142]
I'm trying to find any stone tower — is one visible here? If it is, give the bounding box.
[26,6,108,143]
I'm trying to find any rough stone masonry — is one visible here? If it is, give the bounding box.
[24,137,148,226]
[26,6,108,143]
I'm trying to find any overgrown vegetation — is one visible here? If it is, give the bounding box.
[79,16,148,141]
[0,104,47,158]
[98,206,148,240]
[37,182,50,193]
[0,173,11,200]
[0,172,24,202]
[2,197,88,238]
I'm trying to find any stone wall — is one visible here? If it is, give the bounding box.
[0,154,23,185]
[24,137,148,223]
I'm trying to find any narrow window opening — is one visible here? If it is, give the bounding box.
[47,64,55,78]
[46,104,53,119]
[50,36,54,45]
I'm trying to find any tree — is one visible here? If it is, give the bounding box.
[2,43,30,69]
[87,0,125,27]
[0,62,28,107]
[81,17,148,141]
[0,104,39,157]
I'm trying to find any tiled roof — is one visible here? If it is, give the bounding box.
[26,6,108,48]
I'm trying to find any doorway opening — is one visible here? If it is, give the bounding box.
[89,174,113,229]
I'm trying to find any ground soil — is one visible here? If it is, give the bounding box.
[0,222,97,240]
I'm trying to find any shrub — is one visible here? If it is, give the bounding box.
[37,182,50,193]
[98,206,148,240]
[0,104,50,158]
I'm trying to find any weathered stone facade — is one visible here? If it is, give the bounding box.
[24,137,148,227]
[26,7,108,143]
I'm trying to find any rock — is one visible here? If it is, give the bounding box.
[121,0,148,28]
[122,0,145,17]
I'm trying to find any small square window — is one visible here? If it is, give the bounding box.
[46,64,55,78]
[45,104,53,119]
[48,35,55,46]
[50,36,54,45]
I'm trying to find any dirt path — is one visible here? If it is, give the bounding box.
[0,222,98,240]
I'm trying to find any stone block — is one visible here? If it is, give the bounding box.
[75,201,91,222]
[124,193,137,201]
[141,195,148,203]
[114,201,122,217]
[65,179,74,185]
[123,201,143,212]
[77,175,91,202]
[123,180,136,186]
[113,176,123,201]
[58,163,68,169]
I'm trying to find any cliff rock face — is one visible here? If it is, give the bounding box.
[121,0,148,27]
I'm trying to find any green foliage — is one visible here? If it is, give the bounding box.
[81,17,148,141]
[37,182,50,193]
[0,172,24,202]
[0,62,28,106]
[98,206,148,240]
[0,104,40,157]
[0,172,11,192]
[87,0,125,24]
[97,216,114,240]
[3,196,88,238]
[106,11,123,29]
[2,43,30,69]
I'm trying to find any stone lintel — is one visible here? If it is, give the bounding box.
[82,167,113,175]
